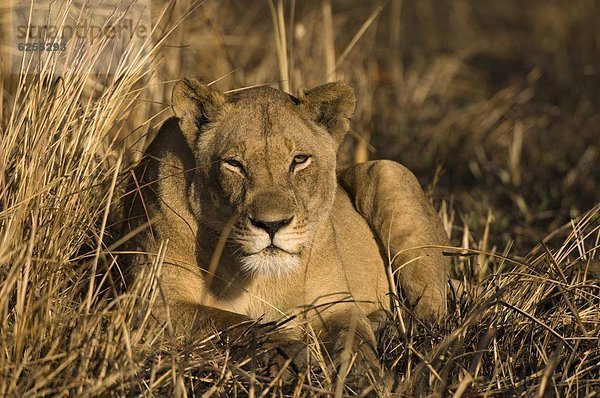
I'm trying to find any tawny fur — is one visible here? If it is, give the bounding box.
[122,79,449,376]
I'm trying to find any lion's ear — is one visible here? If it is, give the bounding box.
[172,78,226,144]
[299,81,356,145]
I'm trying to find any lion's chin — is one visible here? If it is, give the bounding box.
[240,249,301,278]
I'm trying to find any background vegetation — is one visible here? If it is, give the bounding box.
[1,0,598,396]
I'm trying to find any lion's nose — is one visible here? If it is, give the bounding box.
[249,217,293,239]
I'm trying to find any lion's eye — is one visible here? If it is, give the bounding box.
[291,155,311,172]
[223,159,245,175]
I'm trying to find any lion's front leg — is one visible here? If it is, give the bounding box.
[155,301,308,379]
[310,305,389,391]
[134,258,308,371]
[339,160,449,321]
[158,301,251,337]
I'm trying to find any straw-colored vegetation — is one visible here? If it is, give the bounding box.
[1,0,598,396]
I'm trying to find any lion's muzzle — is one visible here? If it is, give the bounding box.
[249,216,293,240]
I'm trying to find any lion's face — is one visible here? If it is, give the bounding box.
[197,96,338,276]
[172,81,355,277]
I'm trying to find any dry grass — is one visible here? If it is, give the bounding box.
[1,0,598,396]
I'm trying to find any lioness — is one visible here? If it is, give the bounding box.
[123,79,448,380]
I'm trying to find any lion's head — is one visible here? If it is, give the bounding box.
[171,79,355,277]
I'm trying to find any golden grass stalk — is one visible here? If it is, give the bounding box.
[268,0,290,93]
